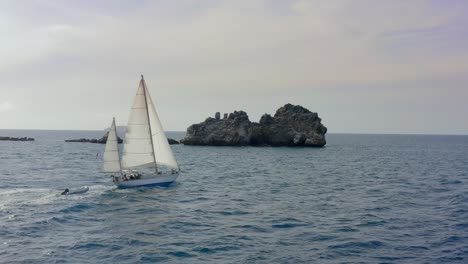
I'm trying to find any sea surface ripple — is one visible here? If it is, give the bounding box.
[0,130,467,263]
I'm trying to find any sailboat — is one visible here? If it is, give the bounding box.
[101,75,179,188]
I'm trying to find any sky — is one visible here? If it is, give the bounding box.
[0,0,467,134]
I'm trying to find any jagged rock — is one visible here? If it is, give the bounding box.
[259,114,274,125]
[182,111,252,146]
[65,131,123,144]
[167,138,180,145]
[215,112,220,120]
[181,103,327,147]
[223,113,228,119]
[0,136,34,141]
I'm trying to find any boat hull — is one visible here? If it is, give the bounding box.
[115,174,178,188]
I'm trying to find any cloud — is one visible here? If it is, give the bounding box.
[1,0,465,90]
[0,101,13,112]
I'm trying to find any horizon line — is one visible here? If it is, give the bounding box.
[0,128,466,136]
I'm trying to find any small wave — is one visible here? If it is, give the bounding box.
[455,222,468,229]
[375,256,405,261]
[230,224,268,232]
[179,196,210,203]
[334,226,358,233]
[270,217,303,223]
[269,217,308,229]
[139,255,169,262]
[307,234,338,242]
[364,206,390,212]
[71,242,108,250]
[59,204,92,213]
[193,245,240,254]
[329,240,385,250]
[212,210,249,216]
[47,216,71,224]
[448,194,467,205]
[166,251,195,258]
[439,177,463,185]
[126,239,151,246]
[272,223,308,229]
[431,236,462,248]
[394,245,429,251]
[169,220,215,228]
[357,220,387,227]
[437,256,465,262]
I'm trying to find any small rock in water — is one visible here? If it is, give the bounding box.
[0,136,34,141]
[65,133,180,145]
[65,131,123,144]
[167,138,180,145]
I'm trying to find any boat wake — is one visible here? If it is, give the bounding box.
[0,185,115,208]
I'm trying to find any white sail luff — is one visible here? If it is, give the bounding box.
[102,118,122,173]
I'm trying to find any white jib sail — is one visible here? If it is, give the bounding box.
[102,118,122,173]
[121,80,156,169]
[145,85,179,170]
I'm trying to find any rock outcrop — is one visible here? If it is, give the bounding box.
[181,104,327,147]
[167,138,180,145]
[65,132,180,145]
[0,136,34,141]
[65,131,123,144]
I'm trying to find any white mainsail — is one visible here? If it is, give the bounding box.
[102,118,122,173]
[121,76,178,171]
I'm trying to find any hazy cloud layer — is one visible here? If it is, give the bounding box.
[0,101,13,112]
[1,0,467,134]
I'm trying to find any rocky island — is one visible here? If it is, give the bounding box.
[0,136,35,142]
[181,104,327,147]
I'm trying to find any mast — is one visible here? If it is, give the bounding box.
[113,117,123,173]
[141,74,159,174]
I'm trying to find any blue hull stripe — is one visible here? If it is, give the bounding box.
[118,181,174,189]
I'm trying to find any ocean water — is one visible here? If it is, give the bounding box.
[0,130,467,263]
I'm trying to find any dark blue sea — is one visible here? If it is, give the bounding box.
[0,130,467,263]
